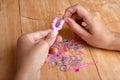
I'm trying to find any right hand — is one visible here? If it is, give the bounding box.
[63,4,114,50]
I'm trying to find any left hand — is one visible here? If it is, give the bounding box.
[15,29,58,80]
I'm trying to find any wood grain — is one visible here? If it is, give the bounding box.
[70,0,120,80]
[20,0,100,80]
[0,0,21,80]
[0,0,120,80]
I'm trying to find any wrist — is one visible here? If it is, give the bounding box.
[108,32,120,50]
[15,66,41,80]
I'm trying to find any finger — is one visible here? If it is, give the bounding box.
[28,29,52,41]
[63,4,91,23]
[72,33,85,44]
[49,47,58,55]
[65,18,90,39]
[55,35,63,43]
[36,36,62,45]
[45,31,58,47]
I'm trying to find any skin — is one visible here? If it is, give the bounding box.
[15,4,120,80]
[63,4,120,50]
[15,29,60,80]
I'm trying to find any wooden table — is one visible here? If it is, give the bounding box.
[0,0,120,80]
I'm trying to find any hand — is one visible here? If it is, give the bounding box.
[63,4,114,50]
[15,29,58,80]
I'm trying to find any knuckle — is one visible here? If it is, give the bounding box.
[17,34,28,42]
[75,3,80,7]
[91,12,101,20]
[66,4,80,12]
[66,7,72,12]
[40,40,49,47]
[75,4,80,10]
[94,12,100,17]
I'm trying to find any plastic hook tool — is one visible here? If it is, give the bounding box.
[52,17,65,33]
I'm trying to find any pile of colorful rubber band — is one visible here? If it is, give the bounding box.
[45,17,97,72]
[46,39,96,72]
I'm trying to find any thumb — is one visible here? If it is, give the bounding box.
[45,31,58,46]
[65,18,90,38]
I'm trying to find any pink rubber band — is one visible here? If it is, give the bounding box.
[52,17,65,32]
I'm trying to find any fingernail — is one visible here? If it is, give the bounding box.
[50,31,58,37]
